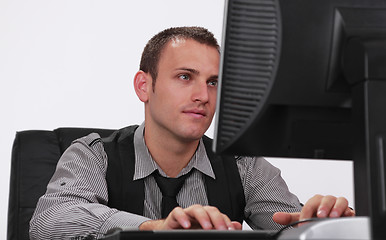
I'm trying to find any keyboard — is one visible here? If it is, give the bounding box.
[102,229,278,240]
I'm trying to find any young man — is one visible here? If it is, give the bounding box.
[29,27,354,239]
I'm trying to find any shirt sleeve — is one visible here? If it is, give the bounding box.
[237,156,302,230]
[29,133,150,240]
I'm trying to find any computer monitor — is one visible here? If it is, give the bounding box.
[213,0,386,239]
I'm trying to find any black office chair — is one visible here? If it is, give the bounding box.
[7,127,116,240]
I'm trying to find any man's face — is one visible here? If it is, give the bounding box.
[145,38,219,142]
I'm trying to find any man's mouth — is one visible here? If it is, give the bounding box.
[183,109,206,118]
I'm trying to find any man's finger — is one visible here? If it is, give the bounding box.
[230,221,242,230]
[272,212,300,225]
[184,205,213,229]
[299,194,323,220]
[166,205,243,230]
[343,207,355,217]
[328,197,348,218]
[317,195,337,218]
[169,207,191,229]
[202,206,229,230]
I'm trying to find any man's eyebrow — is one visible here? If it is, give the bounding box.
[208,75,218,80]
[176,68,200,75]
[176,68,218,79]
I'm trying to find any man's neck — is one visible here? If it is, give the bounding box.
[143,127,200,178]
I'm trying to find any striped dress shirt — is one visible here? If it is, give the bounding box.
[29,123,302,239]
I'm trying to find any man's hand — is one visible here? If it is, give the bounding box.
[273,194,355,226]
[139,204,242,230]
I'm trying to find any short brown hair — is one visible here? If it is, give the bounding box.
[140,26,220,88]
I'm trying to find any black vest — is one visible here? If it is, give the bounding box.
[102,125,245,223]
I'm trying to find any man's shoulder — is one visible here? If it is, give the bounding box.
[73,132,103,147]
[102,125,139,143]
[69,125,139,150]
[235,156,276,171]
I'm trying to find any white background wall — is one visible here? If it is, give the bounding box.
[0,0,354,238]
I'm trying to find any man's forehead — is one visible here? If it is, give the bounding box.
[158,38,220,72]
[163,38,218,54]
[160,38,195,59]
[169,37,186,47]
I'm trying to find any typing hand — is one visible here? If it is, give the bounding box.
[272,194,355,226]
[139,204,242,230]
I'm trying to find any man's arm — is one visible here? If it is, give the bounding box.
[29,134,150,239]
[239,157,303,230]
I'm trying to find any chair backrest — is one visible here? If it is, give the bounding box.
[7,127,116,240]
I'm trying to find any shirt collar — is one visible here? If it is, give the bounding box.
[133,122,215,180]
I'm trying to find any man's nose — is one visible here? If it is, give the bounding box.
[192,80,209,103]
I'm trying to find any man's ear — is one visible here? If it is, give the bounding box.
[134,70,151,103]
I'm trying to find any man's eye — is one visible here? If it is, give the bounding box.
[208,80,218,87]
[179,74,190,80]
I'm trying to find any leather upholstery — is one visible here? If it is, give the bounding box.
[7,127,115,240]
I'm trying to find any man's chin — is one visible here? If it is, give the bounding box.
[179,130,206,142]
[174,122,211,141]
